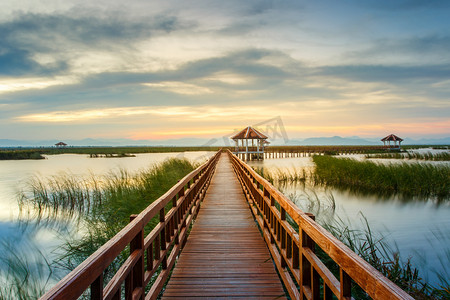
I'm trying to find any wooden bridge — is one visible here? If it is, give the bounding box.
[41,150,412,300]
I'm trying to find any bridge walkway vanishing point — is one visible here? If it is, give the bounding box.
[162,154,286,299]
[40,150,413,300]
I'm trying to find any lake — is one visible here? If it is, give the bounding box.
[0,151,214,289]
[0,150,448,291]
[247,153,450,287]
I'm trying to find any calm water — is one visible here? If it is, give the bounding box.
[0,151,214,288]
[0,150,448,289]
[247,154,450,287]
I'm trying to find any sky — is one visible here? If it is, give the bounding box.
[0,0,449,142]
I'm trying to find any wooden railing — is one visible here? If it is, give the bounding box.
[228,150,413,300]
[41,151,221,300]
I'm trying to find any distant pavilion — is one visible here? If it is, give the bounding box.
[381,134,403,150]
[231,126,268,160]
[55,142,67,148]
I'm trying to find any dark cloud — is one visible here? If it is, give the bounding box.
[0,10,185,76]
[348,35,450,61]
[69,49,295,90]
[318,64,450,83]
[356,0,450,10]
[0,43,69,76]
[1,48,308,113]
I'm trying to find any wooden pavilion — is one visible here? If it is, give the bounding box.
[231,126,268,160]
[55,142,67,148]
[381,134,403,150]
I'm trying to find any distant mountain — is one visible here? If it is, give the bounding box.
[285,136,378,146]
[403,137,450,145]
[1,136,449,148]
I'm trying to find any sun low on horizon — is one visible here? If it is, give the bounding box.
[0,0,449,143]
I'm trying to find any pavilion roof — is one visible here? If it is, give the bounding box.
[55,142,67,146]
[381,134,403,142]
[231,126,268,140]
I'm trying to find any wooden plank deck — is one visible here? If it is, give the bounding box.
[162,154,286,299]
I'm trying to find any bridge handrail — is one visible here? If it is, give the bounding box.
[40,150,221,300]
[227,149,412,300]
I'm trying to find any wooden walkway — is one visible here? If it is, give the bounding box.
[162,155,286,299]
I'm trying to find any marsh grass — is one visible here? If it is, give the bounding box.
[313,155,450,200]
[253,166,311,184]
[256,168,449,299]
[0,236,54,299]
[320,215,447,299]
[366,151,450,161]
[0,146,222,160]
[0,150,45,160]
[3,158,197,298]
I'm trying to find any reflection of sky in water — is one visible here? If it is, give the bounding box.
[0,151,448,288]
[248,155,450,287]
[0,151,215,290]
[0,151,214,221]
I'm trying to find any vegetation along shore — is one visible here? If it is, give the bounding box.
[0,158,197,298]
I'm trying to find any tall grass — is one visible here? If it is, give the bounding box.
[253,166,311,184]
[3,158,197,299]
[0,240,53,300]
[322,215,449,299]
[255,168,449,299]
[1,146,221,160]
[366,151,450,161]
[313,155,450,200]
[0,150,45,160]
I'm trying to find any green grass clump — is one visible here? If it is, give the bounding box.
[6,158,197,298]
[253,166,311,184]
[367,151,450,161]
[322,216,449,299]
[0,150,45,160]
[255,170,449,299]
[313,155,450,200]
[1,146,222,159]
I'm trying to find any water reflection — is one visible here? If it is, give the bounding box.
[0,151,215,297]
[248,155,450,287]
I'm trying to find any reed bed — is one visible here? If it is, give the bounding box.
[0,146,222,160]
[322,216,448,299]
[0,150,45,160]
[366,151,450,161]
[253,166,311,184]
[313,155,450,200]
[256,169,449,299]
[3,158,197,299]
[0,240,54,300]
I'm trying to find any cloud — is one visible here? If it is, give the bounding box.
[15,104,289,123]
[346,35,450,65]
[318,64,450,83]
[0,76,79,94]
[0,10,187,76]
[15,106,192,123]
[359,0,450,10]
[142,82,213,95]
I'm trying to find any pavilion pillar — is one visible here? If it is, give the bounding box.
[246,139,248,160]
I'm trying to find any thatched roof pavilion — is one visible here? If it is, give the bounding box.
[231,126,268,160]
[55,142,67,147]
[381,134,403,149]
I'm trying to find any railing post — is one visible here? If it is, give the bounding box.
[301,213,315,299]
[129,214,144,300]
[179,187,186,226]
[280,208,287,268]
[340,268,352,300]
[160,208,167,270]
[90,273,103,300]
[269,195,275,244]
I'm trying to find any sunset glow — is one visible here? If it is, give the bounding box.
[0,0,448,144]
